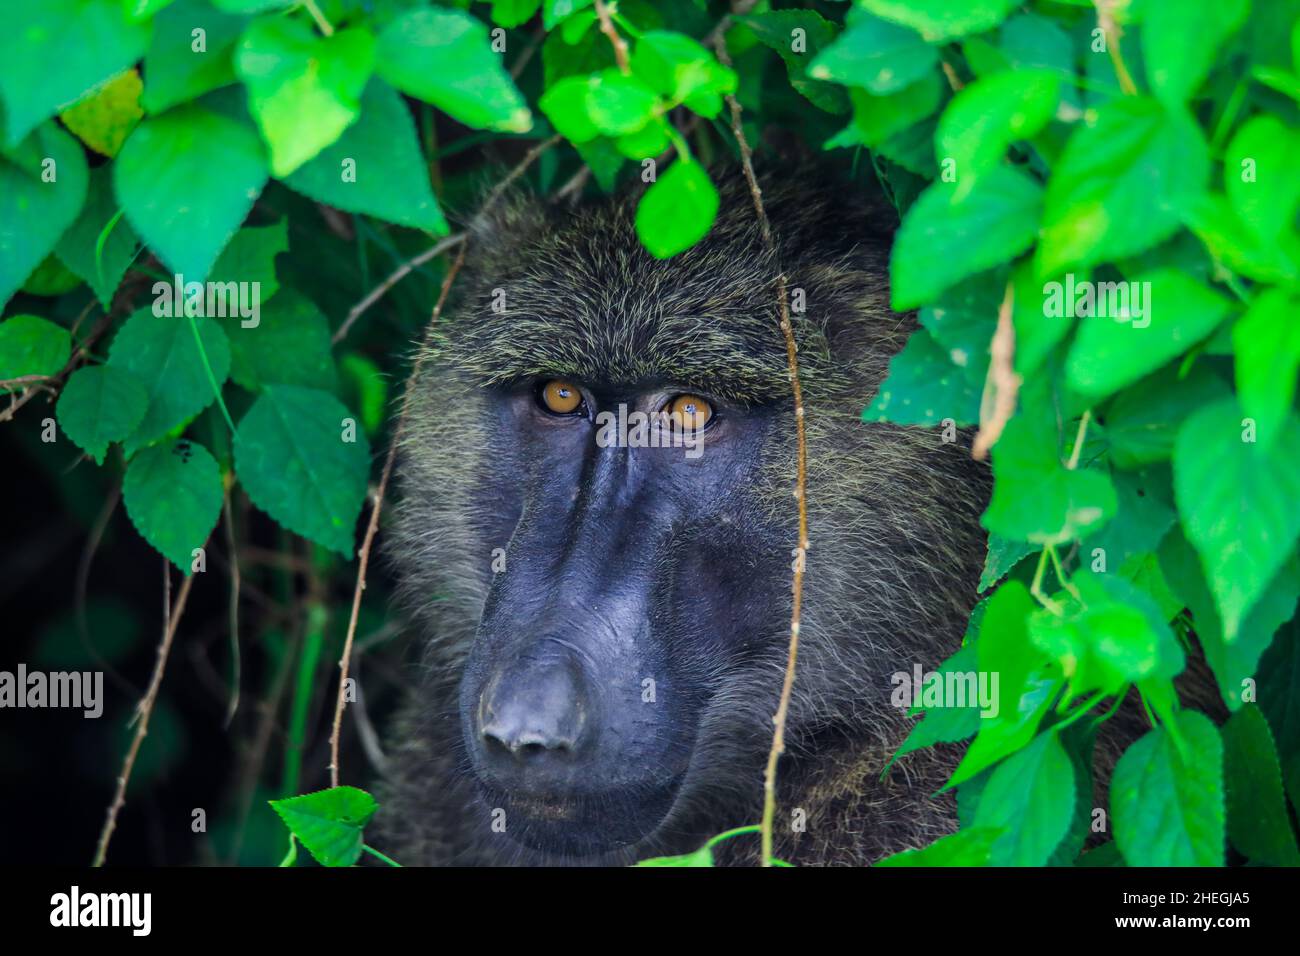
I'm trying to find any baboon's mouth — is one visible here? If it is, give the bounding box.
[475,775,684,859]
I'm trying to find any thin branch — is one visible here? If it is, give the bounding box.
[593,0,631,74]
[972,280,1020,460]
[714,27,809,869]
[93,560,198,866]
[329,244,467,787]
[300,0,334,37]
[1094,0,1137,96]
[0,302,106,424]
[333,233,467,344]
[222,484,242,727]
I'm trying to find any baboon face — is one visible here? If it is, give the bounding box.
[390,172,987,862]
[454,377,786,854]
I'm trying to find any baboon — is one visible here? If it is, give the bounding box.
[376,165,993,865]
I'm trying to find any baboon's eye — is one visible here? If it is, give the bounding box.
[664,394,713,431]
[538,379,584,415]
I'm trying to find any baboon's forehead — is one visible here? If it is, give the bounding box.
[437,243,819,404]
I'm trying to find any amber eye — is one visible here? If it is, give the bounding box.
[539,379,584,415]
[664,393,713,432]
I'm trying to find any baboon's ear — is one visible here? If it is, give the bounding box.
[467,190,553,267]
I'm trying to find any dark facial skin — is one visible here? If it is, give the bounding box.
[456,377,783,857]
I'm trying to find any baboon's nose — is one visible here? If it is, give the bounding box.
[479,652,588,758]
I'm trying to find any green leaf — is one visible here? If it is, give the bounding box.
[585,69,661,136]
[1226,116,1300,244]
[141,0,247,114]
[1111,709,1225,866]
[982,403,1118,546]
[106,308,232,455]
[740,10,848,114]
[285,79,448,234]
[1259,619,1300,816]
[236,17,375,177]
[1174,399,1300,641]
[228,288,337,391]
[491,0,541,29]
[55,364,149,464]
[1159,528,1300,713]
[233,384,371,556]
[631,31,736,110]
[1063,269,1233,400]
[0,315,72,383]
[1234,288,1300,449]
[376,7,532,133]
[58,68,143,158]
[540,76,601,143]
[935,69,1060,198]
[1186,192,1300,285]
[0,123,90,309]
[1142,0,1249,105]
[543,0,593,32]
[123,439,224,572]
[1103,363,1231,470]
[1222,704,1300,865]
[835,73,943,149]
[1082,470,1176,574]
[114,103,269,281]
[888,644,983,768]
[207,219,287,301]
[808,11,935,95]
[979,533,1036,592]
[634,160,718,259]
[891,168,1042,310]
[972,730,1075,865]
[858,0,1018,43]
[269,786,378,867]
[876,826,1003,866]
[948,581,1060,787]
[0,0,150,146]
[635,844,714,866]
[1029,570,1184,699]
[1037,98,1208,277]
[862,326,982,426]
[54,167,141,307]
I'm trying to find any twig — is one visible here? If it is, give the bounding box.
[510,24,546,80]
[714,26,810,869]
[93,560,198,866]
[593,0,631,74]
[333,233,468,344]
[221,484,242,727]
[1093,1,1137,96]
[300,0,334,37]
[329,245,467,788]
[972,280,1020,459]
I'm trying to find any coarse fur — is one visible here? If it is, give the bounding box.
[375,165,993,866]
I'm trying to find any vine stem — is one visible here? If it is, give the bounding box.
[300,0,334,37]
[93,560,197,866]
[593,0,631,74]
[362,844,402,867]
[714,24,809,869]
[1093,1,1137,96]
[328,137,562,788]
